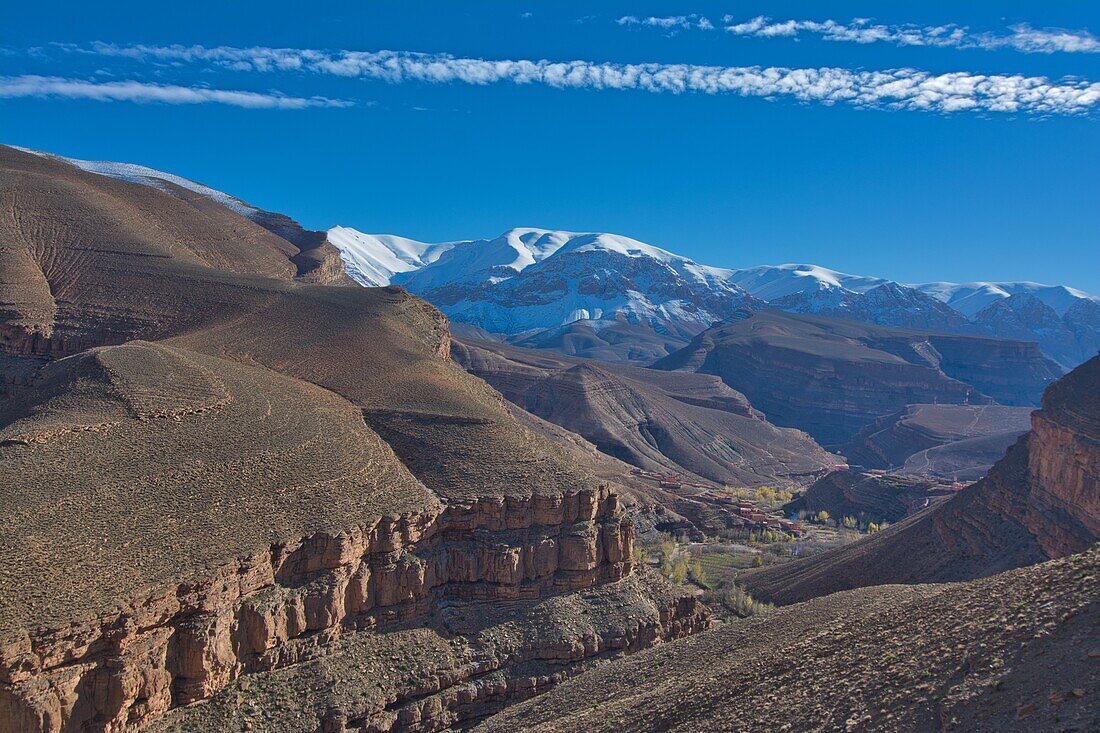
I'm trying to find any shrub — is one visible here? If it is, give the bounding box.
[689,557,707,587]
[721,585,773,618]
[670,554,689,584]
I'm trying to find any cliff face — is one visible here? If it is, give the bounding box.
[1015,352,1100,555]
[1,487,703,733]
[742,354,1100,605]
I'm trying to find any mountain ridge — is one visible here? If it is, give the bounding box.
[13,146,1095,368]
[331,224,1099,368]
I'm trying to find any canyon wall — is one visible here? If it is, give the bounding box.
[1,487,706,733]
[742,354,1099,605]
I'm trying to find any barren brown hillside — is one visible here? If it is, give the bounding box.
[0,146,709,732]
[452,336,835,487]
[475,548,1100,733]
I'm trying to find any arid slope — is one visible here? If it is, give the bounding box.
[843,403,1033,480]
[743,354,1100,605]
[475,549,1100,733]
[0,146,709,733]
[453,337,835,487]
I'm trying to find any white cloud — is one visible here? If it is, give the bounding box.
[1001,23,1100,53]
[0,74,352,108]
[76,44,1100,117]
[616,15,712,31]
[722,16,1100,54]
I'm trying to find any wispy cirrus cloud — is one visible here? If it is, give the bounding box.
[610,13,1100,54]
[617,15,713,31]
[74,43,1100,117]
[0,74,352,108]
[1000,24,1100,53]
[723,16,1100,54]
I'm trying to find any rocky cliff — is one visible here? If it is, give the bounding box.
[742,354,1100,605]
[1,478,699,733]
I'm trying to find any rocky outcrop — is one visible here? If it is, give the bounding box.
[0,323,102,359]
[291,240,355,285]
[0,487,694,732]
[742,354,1100,605]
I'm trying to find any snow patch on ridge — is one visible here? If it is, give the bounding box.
[914,281,1100,317]
[12,146,259,218]
[328,227,456,287]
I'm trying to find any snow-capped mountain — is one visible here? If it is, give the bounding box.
[332,226,1099,367]
[914,281,1097,318]
[326,227,458,287]
[21,147,1094,368]
[336,227,755,338]
[723,263,889,300]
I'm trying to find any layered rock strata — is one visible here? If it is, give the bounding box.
[654,309,1061,446]
[1,487,699,732]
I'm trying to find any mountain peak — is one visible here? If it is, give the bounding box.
[327,223,1099,366]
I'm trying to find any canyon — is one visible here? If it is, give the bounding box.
[2,143,1096,733]
[742,353,1100,605]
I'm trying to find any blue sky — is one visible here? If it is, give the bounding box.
[2,1,1099,291]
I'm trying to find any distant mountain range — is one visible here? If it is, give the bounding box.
[332,226,1100,369]
[15,147,1097,369]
